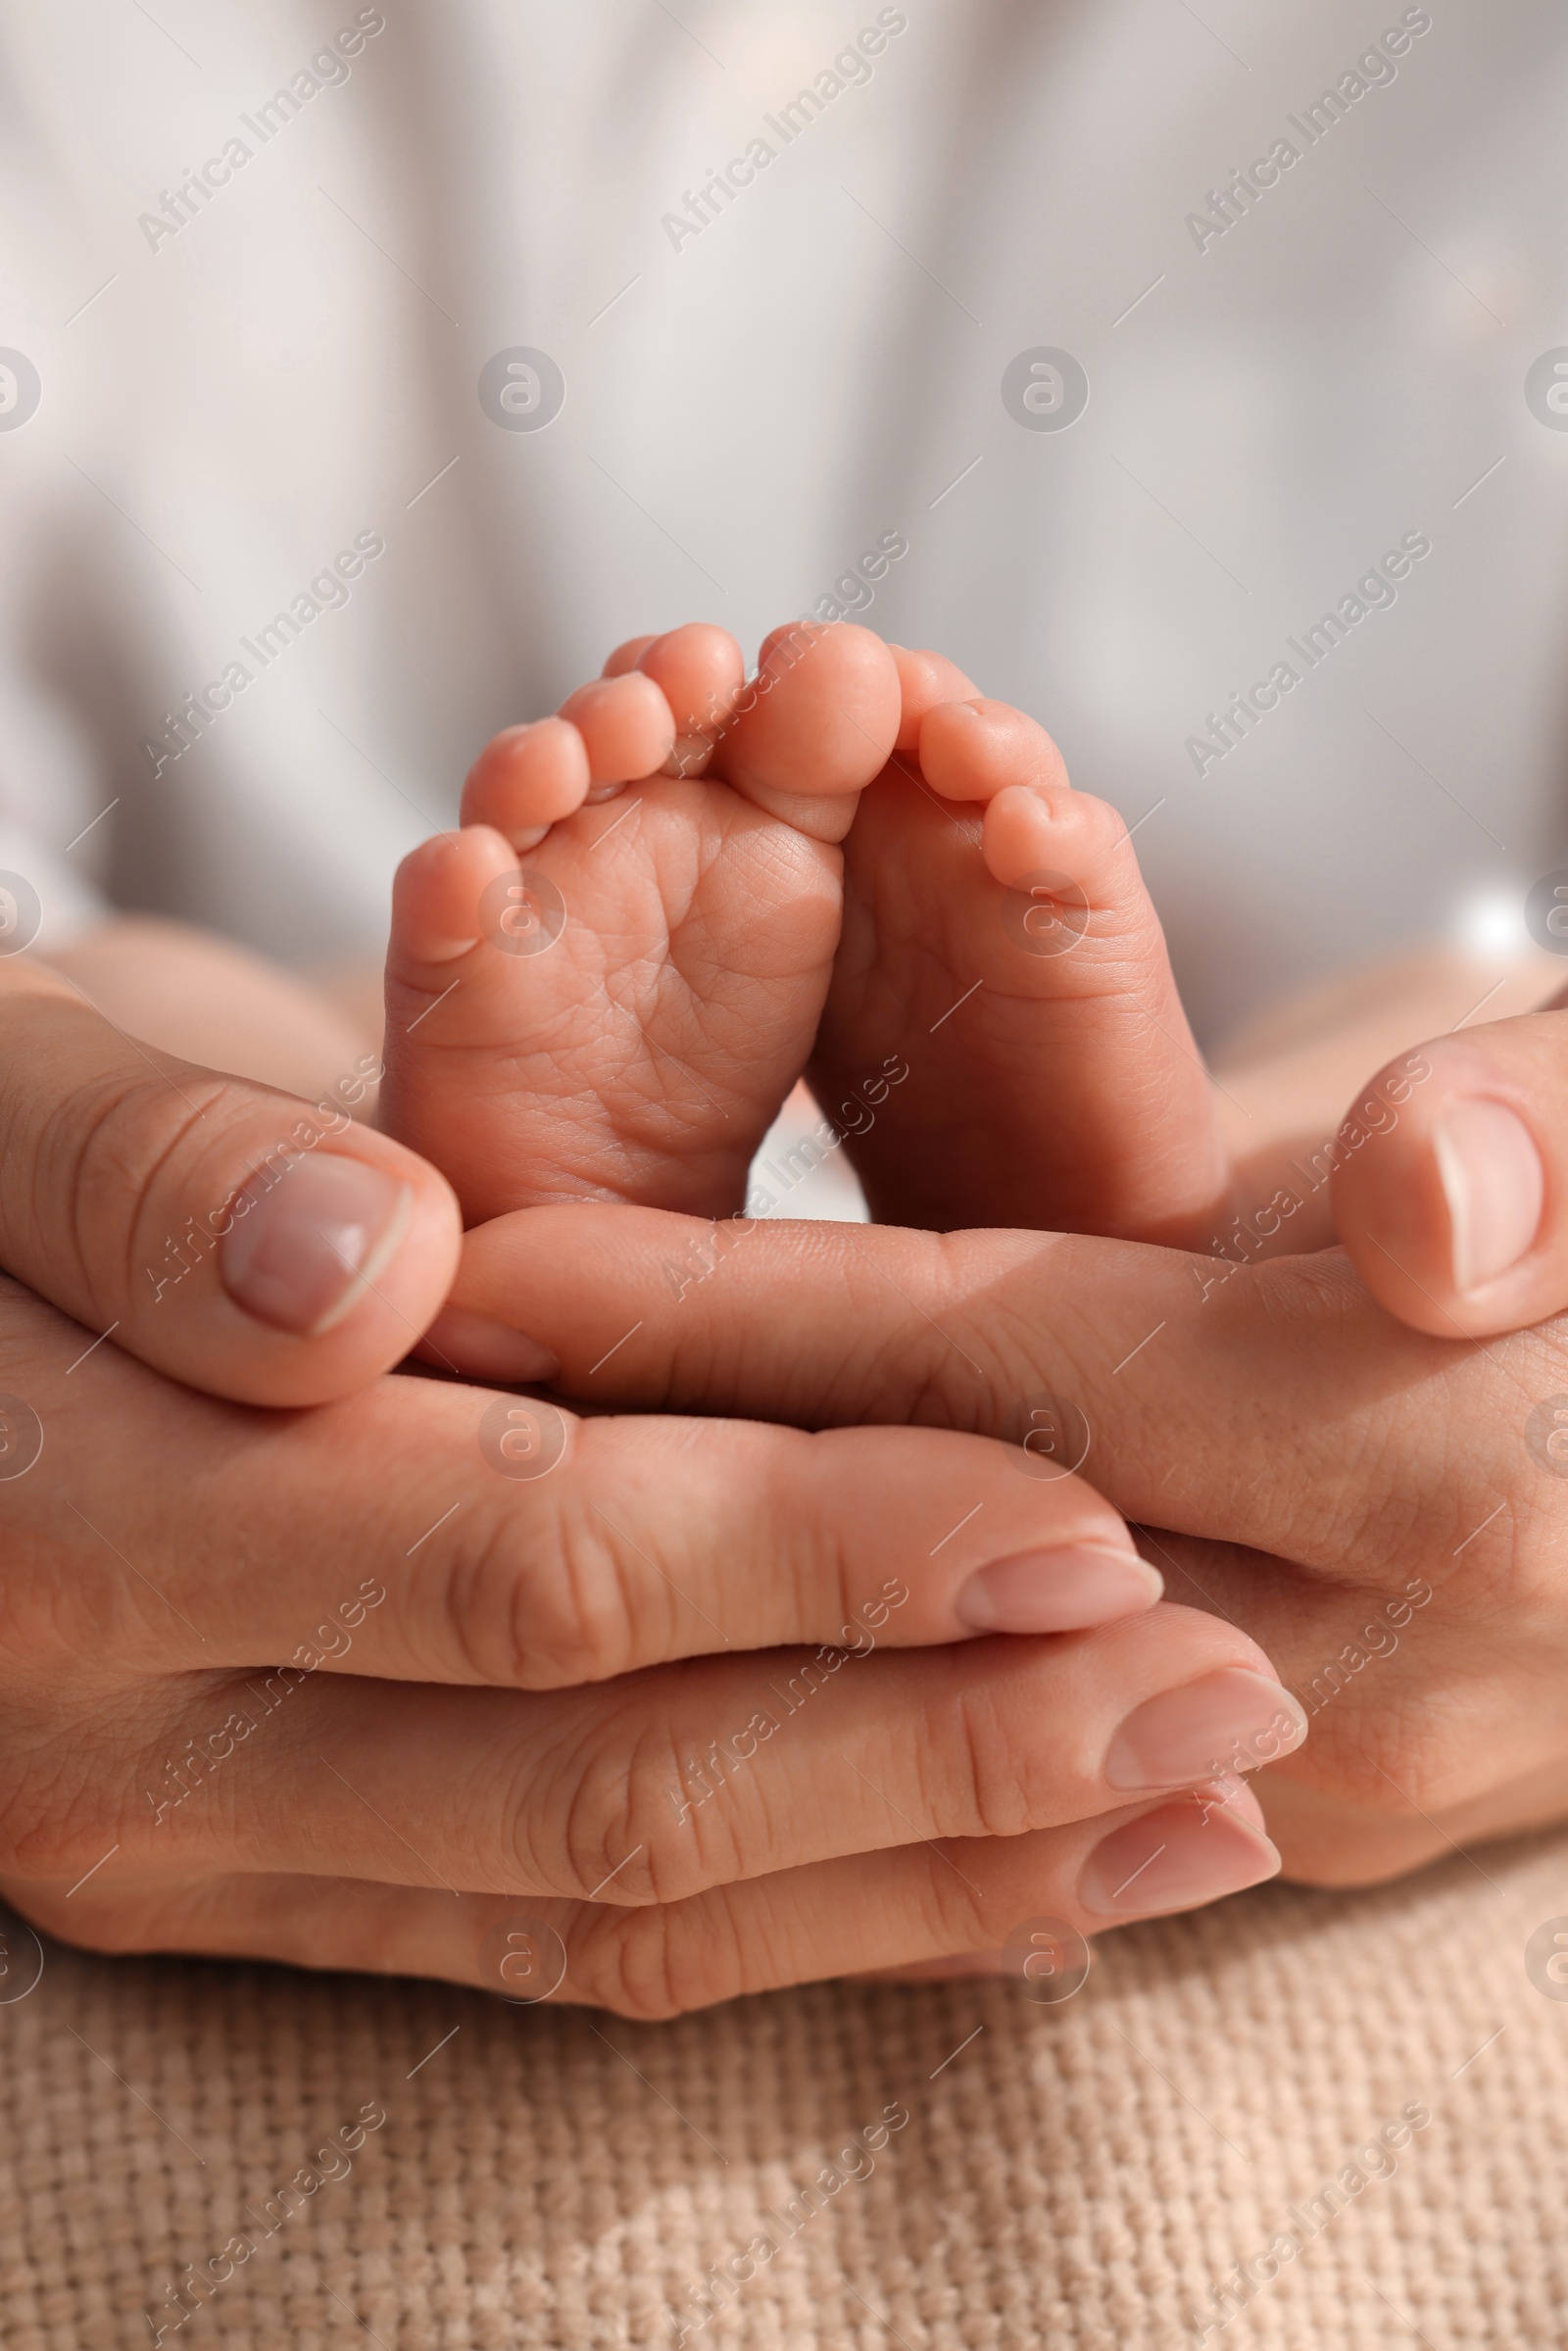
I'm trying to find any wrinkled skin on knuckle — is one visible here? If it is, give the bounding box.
[915,1841,1000,1954]
[21,1068,148,1304]
[627,1733,750,1909]
[829,1236,984,1433]
[654,1316,738,1421]
[74,1071,232,1314]
[441,1496,646,1690]
[574,1709,747,1910]
[430,1507,540,1689]
[891,1355,974,1438]
[572,1896,701,2021]
[851,1255,1015,1436]
[512,1700,662,1905]
[927,1677,1039,1842]
[530,1496,666,1688]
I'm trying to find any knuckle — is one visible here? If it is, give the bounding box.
[523,1507,643,1685]
[644,1754,754,1908]
[514,1504,645,1689]
[915,1843,995,1954]
[72,1071,229,1314]
[465,1650,767,1919]
[574,1893,739,2022]
[940,1682,1037,1840]
[574,1902,688,2020]
[512,1704,664,1906]
[441,1502,644,1690]
[614,1722,731,1907]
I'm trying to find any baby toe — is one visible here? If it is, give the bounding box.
[462,716,591,848]
[983,782,1198,1042]
[983,783,1163,955]
[890,646,979,753]
[982,782,1116,894]
[389,824,518,968]
[636,621,746,776]
[713,620,901,800]
[919,698,1071,803]
[558,671,676,786]
[603,634,661,677]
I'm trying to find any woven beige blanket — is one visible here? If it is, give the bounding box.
[6,1828,1567,2349]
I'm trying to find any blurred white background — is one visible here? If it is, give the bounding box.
[0,0,1563,1050]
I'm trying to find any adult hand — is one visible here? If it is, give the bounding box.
[0,1268,1300,2013]
[436,1190,1568,1886]
[0,961,1304,2012]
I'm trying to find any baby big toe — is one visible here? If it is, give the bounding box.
[713,620,901,801]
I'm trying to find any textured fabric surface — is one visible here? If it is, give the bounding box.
[5,1830,1568,2350]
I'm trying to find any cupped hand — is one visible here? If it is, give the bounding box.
[0,958,1306,2010]
[0,1271,1299,2012]
[435,1188,1568,1886]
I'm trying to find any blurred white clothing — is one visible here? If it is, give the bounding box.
[0,0,1562,1045]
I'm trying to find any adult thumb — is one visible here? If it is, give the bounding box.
[0,963,460,1405]
[1331,1014,1565,1340]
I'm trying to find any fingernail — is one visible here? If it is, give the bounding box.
[220,1154,412,1336]
[416,1302,559,1383]
[1433,1100,1544,1294]
[1103,1668,1307,1790]
[1079,1798,1282,1919]
[955,1544,1162,1634]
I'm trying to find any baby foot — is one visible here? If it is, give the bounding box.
[378,621,901,1222]
[807,648,1230,1246]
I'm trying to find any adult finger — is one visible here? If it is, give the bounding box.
[427,1205,1524,1577]
[1330,1014,1568,1337]
[0,963,459,1406]
[26,1781,1280,2019]
[53,1603,1297,1901]
[21,1285,1160,1685]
